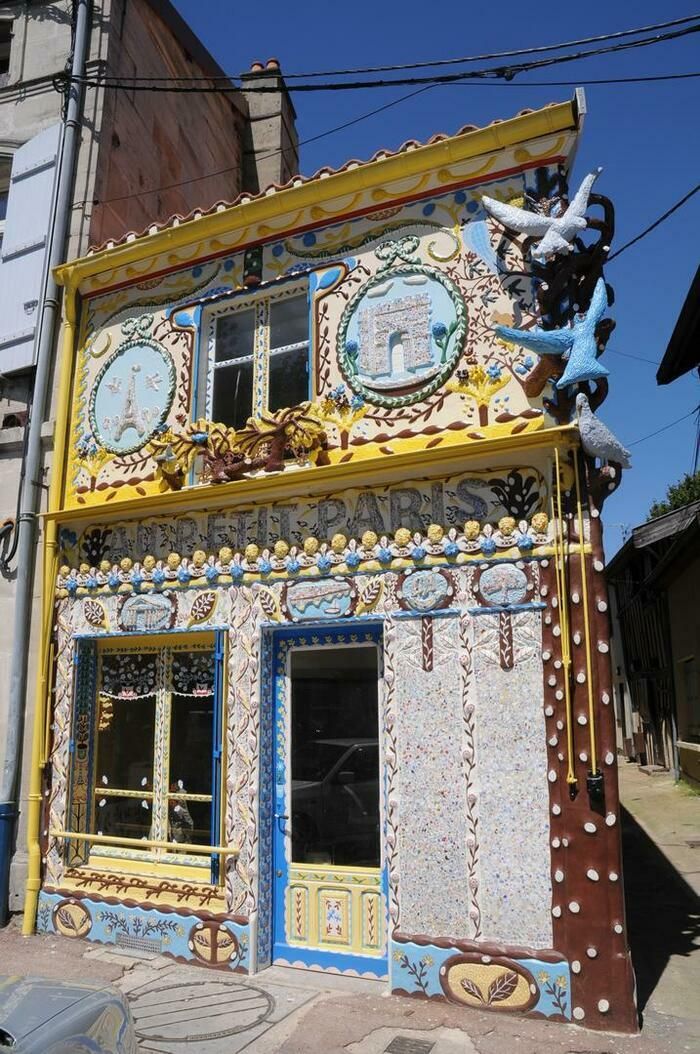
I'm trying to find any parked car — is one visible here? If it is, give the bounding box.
[0,974,138,1053]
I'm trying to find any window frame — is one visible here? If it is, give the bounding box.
[66,630,227,885]
[197,280,311,428]
[0,153,10,253]
[0,18,12,87]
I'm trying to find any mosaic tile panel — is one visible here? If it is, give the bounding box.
[472,610,552,947]
[392,615,476,937]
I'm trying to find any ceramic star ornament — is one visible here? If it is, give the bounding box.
[481,169,601,263]
[494,277,611,389]
[575,393,631,469]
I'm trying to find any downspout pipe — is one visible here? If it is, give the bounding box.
[0,0,91,926]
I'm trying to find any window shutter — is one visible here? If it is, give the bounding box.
[210,630,225,883]
[0,123,61,373]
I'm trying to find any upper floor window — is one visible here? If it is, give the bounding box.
[201,285,310,431]
[0,21,11,85]
[0,157,9,253]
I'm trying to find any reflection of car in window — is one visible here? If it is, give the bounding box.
[292,738,380,868]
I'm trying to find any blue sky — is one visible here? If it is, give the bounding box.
[173,0,700,555]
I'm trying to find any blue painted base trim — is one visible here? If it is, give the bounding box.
[390,940,571,1020]
[273,944,388,979]
[37,891,250,972]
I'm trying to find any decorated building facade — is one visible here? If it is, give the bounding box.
[24,92,638,1033]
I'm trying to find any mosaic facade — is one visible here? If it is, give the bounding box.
[29,97,638,1035]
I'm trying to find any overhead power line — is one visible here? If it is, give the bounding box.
[69,23,700,93]
[607,183,700,260]
[68,14,700,83]
[629,406,700,447]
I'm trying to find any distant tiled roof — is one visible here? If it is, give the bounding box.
[88,102,563,255]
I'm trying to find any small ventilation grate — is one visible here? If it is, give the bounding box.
[116,933,161,954]
[384,1038,436,1054]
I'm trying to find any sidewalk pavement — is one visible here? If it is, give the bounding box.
[0,764,696,1053]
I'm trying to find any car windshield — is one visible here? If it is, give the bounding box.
[293,742,349,782]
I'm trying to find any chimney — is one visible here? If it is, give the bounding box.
[240,58,299,193]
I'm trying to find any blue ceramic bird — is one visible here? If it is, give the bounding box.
[494,277,611,389]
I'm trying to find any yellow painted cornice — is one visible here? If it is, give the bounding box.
[49,425,580,526]
[54,98,578,293]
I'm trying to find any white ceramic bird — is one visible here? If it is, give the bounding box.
[481,169,602,263]
[575,393,631,469]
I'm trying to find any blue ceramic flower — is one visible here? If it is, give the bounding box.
[130,571,143,590]
[350,394,365,410]
[286,558,301,574]
[412,545,427,561]
[346,340,358,354]
[205,564,219,582]
[444,540,459,557]
[377,546,392,563]
[317,555,332,574]
[486,364,502,381]
[481,538,497,555]
[346,551,361,568]
[518,534,534,550]
[108,573,120,589]
[432,322,448,339]
[177,566,191,584]
[66,577,78,594]
[230,564,244,581]
[191,432,209,445]
[152,568,166,585]
[259,559,272,575]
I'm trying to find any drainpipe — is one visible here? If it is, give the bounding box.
[0,0,91,926]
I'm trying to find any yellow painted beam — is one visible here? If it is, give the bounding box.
[49,425,580,526]
[50,830,239,856]
[54,100,578,292]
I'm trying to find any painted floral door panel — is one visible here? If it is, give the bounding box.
[271,628,388,975]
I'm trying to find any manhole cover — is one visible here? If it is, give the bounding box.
[130,979,274,1043]
[385,1038,435,1054]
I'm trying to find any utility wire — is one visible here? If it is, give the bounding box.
[628,405,700,447]
[608,350,661,366]
[607,183,700,260]
[90,83,437,208]
[69,23,700,93]
[68,14,700,82]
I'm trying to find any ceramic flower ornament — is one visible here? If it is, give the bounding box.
[481,169,601,263]
[493,277,611,390]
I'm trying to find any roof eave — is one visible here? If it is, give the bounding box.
[54,96,580,292]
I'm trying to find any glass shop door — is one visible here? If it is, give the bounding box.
[271,631,387,975]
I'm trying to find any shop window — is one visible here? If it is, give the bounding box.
[0,21,11,85]
[66,633,225,883]
[201,285,310,430]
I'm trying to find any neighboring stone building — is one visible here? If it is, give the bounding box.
[0,0,297,912]
[22,93,639,1033]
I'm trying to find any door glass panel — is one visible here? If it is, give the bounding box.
[167,648,215,846]
[94,794,152,841]
[96,652,157,791]
[290,646,380,868]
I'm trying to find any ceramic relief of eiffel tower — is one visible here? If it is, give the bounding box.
[113,365,148,442]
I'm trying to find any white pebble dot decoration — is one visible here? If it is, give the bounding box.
[562,838,569,847]
[594,559,604,572]
[544,705,554,717]
[540,587,548,597]
[542,559,549,568]
[556,720,564,730]
[573,1006,585,1020]
[597,600,608,612]
[569,901,581,913]
[548,675,557,686]
[558,753,565,761]
[552,837,561,848]
[552,804,561,815]
[576,671,586,683]
[598,999,610,1013]
[584,822,597,833]
[543,649,551,660]
[609,871,619,882]
[587,947,598,958]
[573,631,582,644]
[481,955,491,963]
[545,614,552,625]
[577,714,587,725]
[553,625,561,637]
[579,752,588,763]
[552,596,558,608]
[554,869,564,882]
[549,736,558,746]
[571,960,581,974]
[605,752,614,765]
[554,659,562,669]
[605,813,616,827]
[587,869,599,881]
[598,641,609,653]
[548,770,558,783]
[552,905,562,917]
[556,690,564,701]
[602,692,610,705]
[614,923,623,934]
